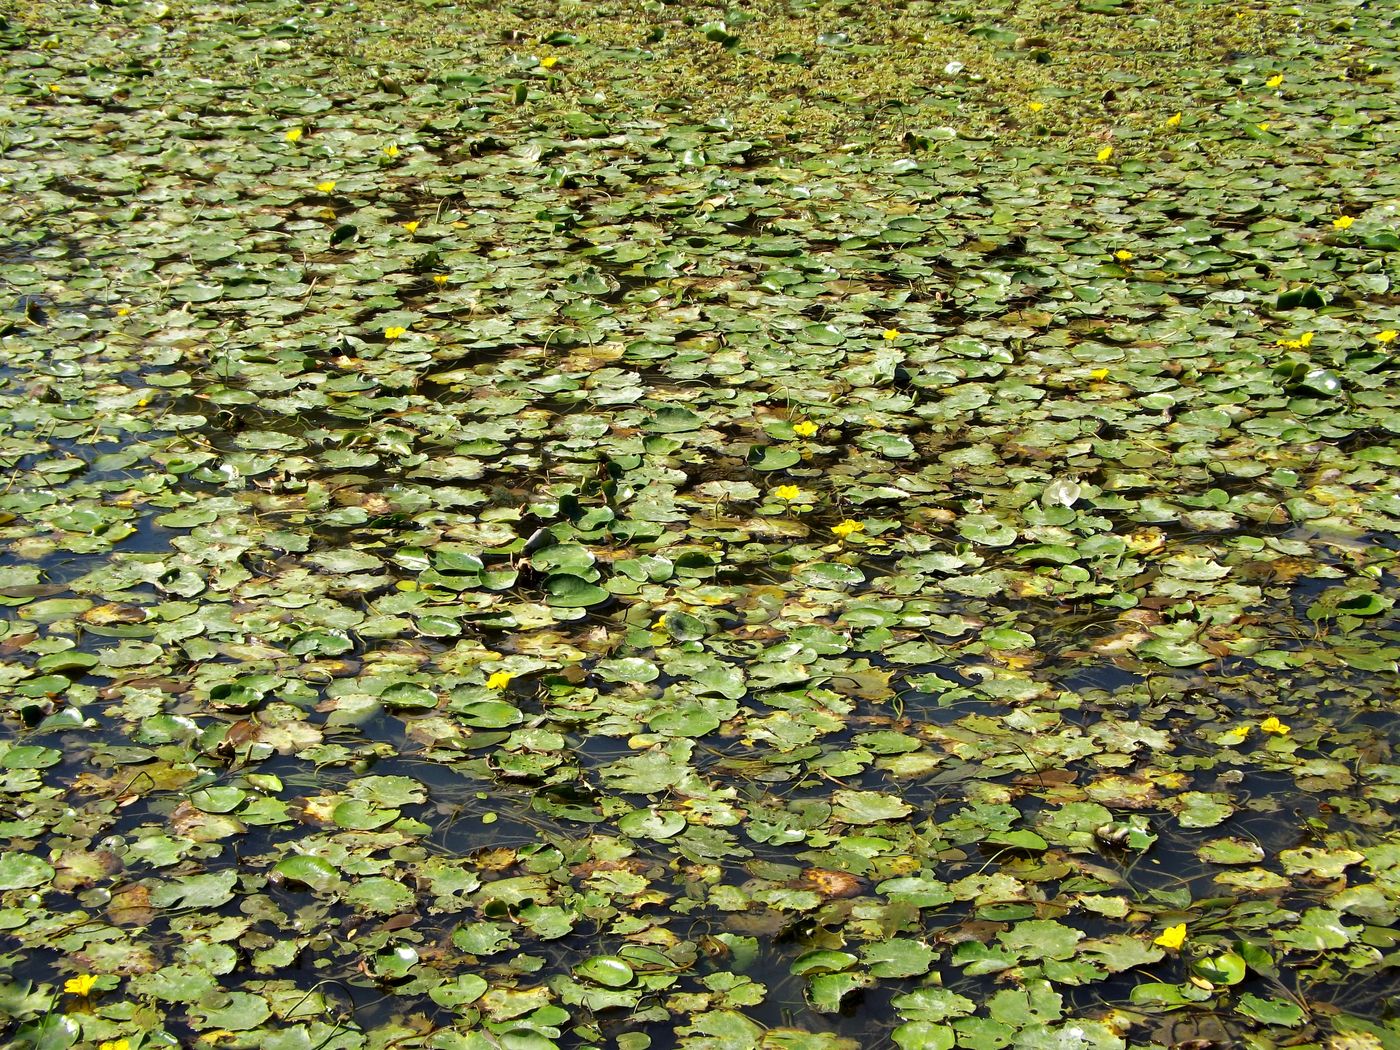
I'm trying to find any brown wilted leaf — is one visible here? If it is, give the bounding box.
[801,868,865,899]
[571,857,648,878]
[169,800,246,840]
[296,795,339,824]
[53,848,121,890]
[472,847,518,872]
[375,912,420,933]
[108,883,155,927]
[82,603,149,626]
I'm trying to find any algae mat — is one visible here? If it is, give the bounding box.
[1,0,1400,1047]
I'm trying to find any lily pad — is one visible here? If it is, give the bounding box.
[576,955,635,988]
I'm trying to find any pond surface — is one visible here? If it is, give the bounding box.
[2,0,1400,1047]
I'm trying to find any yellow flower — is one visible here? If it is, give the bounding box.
[402,220,420,233]
[486,671,513,689]
[285,128,303,143]
[882,328,901,341]
[832,519,864,539]
[48,84,60,93]
[1153,924,1187,950]
[1028,101,1045,113]
[1165,111,1182,127]
[315,180,337,193]
[433,274,449,287]
[1114,249,1133,262]
[1090,368,1110,381]
[1377,330,1398,344]
[116,306,131,317]
[1260,716,1290,735]
[64,974,99,997]
[539,55,559,69]
[99,1041,130,1050]
[792,421,819,438]
[1265,73,1284,88]
[384,144,400,158]
[774,485,800,501]
[1276,331,1314,350]
[1096,145,1114,163]
[1332,215,1354,230]
[1256,122,1271,132]
[384,326,408,340]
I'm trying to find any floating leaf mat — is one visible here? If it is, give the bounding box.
[1,0,1400,1047]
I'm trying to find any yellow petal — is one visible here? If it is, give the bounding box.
[1153,924,1187,949]
[64,974,99,996]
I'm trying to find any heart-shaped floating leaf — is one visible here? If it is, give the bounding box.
[272,855,341,892]
[379,681,439,709]
[332,799,398,830]
[618,807,687,840]
[646,406,704,433]
[807,971,873,1013]
[451,700,523,729]
[0,852,55,890]
[429,974,489,1010]
[790,950,858,976]
[1192,950,1247,986]
[748,446,801,471]
[576,955,634,987]
[546,574,610,608]
[0,745,61,770]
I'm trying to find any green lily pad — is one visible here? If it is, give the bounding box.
[790,950,858,976]
[1235,994,1305,1027]
[832,790,914,824]
[576,955,635,987]
[618,807,687,840]
[0,852,54,890]
[272,855,341,892]
[546,574,611,607]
